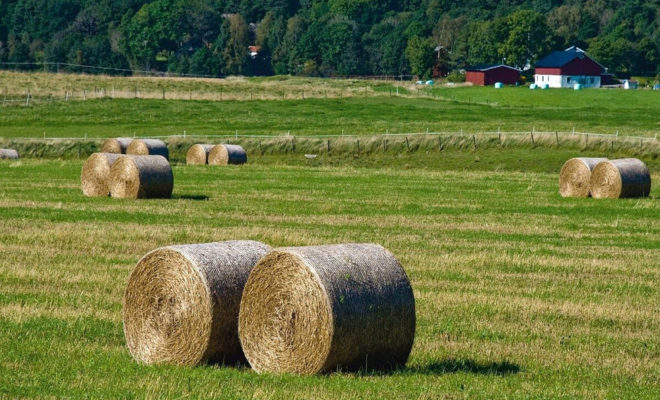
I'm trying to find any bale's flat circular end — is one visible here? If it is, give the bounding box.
[559,158,594,198]
[123,248,212,366]
[81,153,120,197]
[239,251,333,375]
[109,156,140,198]
[126,140,149,155]
[208,145,229,165]
[101,139,121,154]
[591,161,623,199]
[187,144,209,165]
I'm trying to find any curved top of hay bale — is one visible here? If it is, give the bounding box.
[239,243,415,375]
[208,144,247,165]
[123,240,272,366]
[559,157,608,198]
[81,152,124,197]
[126,139,169,160]
[109,155,173,199]
[186,144,215,165]
[590,158,651,199]
[0,149,19,159]
[101,138,133,154]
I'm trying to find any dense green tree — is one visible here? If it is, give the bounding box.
[405,35,434,78]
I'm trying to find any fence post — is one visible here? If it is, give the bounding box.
[356,139,360,153]
[25,90,30,107]
[472,135,477,149]
[640,139,643,152]
[585,134,588,147]
[555,131,559,146]
[162,87,165,100]
[530,130,534,145]
[405,136,410,150]
[498,132,502,146]
[327,139,331,153]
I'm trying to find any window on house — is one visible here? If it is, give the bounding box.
[567,77,571,83]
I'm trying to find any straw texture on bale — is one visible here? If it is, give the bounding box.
[186,144,215,165]
[558,157,608,198]
[0,149,19,159]
[81,153,124,197]
[126,139,170,160]
[124,240,272,366]
[208,144,247,165]
[239,243,416,375]
[590,158,651,199]
[109,155,173,199]
[101,138,133,154]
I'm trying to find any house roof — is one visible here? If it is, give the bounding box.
[535,46,604,72]
[465,64,520,72]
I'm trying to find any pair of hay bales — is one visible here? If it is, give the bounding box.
[559,157,651,199]
[186,144,247,165]
[0,149,19,159]
[101,138,170,160]
[123,241,415,375]
[81,153,173,198]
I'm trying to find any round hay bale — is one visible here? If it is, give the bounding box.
[239,243,416,375]
[126,139,169,160]
[590,158,651,199]
[109,155,173,199]
[559,157,608,198]
[186,144,215,165]
[124,240,272,366]
[81,153,124,197]
[101,138,133,154]
[0,149,19,159]
[208,144,247,165]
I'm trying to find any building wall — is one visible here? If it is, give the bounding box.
[534,74,601,88]
[466,71,485,86]
[483,68,520,85]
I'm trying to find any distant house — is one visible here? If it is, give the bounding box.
[534,46,605,88]
[465,64,520,86]
[248,45,261,59]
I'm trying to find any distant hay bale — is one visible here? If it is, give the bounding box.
[81,153,124,197]
[239,243,416,375]
[101,138,133,154]
[0,149,19,159]
[208,144,247,165]
[186,144,215,165]
[109,155,173,199]
[590,158,651,199]
[124,240,272,366]
[559,157,608,198]
[126,139,169,160]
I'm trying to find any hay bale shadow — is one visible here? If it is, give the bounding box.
[349,358,520,377]
[410,358,520,376]
[173,194,209,201]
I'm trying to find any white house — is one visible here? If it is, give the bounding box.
[534,46,605,88]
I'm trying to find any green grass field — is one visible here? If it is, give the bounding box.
[1,73,659,398]
[1,71,660,138]
[0,153,658,399]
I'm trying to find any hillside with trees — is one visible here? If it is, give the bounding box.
[0,0,658,79]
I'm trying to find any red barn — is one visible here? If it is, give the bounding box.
[534,46,605,88]
[465,64,520,86]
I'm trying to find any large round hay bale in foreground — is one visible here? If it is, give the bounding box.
[109,155,173,199]
[124,240,272,366]
[590,158,651,199]
[239,243,416,375]
[126,139,169,160]
[81,153,124,197]
[0,149,19,159]
[101,138,133,154]
[186,144,215,165]
[208,144,247,165]
[559,157,608,198]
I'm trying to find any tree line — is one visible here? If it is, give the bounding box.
[0,0,658,79]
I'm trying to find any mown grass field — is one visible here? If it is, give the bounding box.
[0,150,659,399]
[1,72,659,398]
